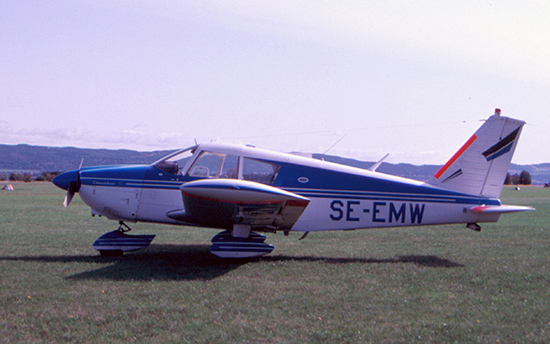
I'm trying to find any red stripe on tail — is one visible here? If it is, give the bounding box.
[434,135,477,179]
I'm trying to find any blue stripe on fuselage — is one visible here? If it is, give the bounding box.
[80,165,185,190]
[269,160,500,206]
[79,161,500,207]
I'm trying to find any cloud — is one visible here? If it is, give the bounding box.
[0,125,196,152]
[0,126,88,146]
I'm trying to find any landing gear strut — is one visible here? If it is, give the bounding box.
[117,221,132,233]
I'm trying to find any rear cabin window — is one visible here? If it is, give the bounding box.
[243,158,280,185]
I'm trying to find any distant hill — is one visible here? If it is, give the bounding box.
[315,153,550,185]
[0,144,173,173]
[313,154,550,185]
[313,154,440,182]
[1,144,548,184]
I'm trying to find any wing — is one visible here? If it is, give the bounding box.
[167,179,310,231]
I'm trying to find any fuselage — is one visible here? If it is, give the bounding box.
[53,142,502,232]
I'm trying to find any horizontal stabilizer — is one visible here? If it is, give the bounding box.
[469,205,535,214]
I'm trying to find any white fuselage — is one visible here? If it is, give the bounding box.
[77,143,501,232]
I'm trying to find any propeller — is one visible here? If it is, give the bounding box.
[53,159,83,208]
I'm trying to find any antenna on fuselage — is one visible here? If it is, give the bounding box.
[323,134,347,155]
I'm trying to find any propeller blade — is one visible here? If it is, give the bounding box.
[63,190,74,208]
[62,180,80,207]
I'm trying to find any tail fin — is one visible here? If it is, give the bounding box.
[428,109,525,198]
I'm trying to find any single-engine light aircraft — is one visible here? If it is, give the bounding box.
[53,109,534,258]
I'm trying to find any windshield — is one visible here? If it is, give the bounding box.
[153,146,197,175]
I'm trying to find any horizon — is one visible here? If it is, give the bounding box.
[1,142,548,168]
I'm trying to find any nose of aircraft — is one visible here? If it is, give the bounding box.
[53,169,82,207]
[52,170,79,191]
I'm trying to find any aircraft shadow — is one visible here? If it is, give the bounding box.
[262,254,463,268]
[68,244,244,281]
[1,244,462,281]
[1,244,243,281]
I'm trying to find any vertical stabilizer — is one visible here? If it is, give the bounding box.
[429,109,525,198]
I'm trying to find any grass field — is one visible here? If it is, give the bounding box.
[1,182,549,343]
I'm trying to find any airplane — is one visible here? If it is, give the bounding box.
[52,109,534,258]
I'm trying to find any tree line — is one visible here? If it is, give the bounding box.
[504,170,532,185]
[0,172,61,183]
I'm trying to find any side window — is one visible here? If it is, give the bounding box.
[243,158,280,185]
[187,152,223,178]
[220,154,239,179]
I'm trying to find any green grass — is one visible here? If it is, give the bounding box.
[1,183,549,343]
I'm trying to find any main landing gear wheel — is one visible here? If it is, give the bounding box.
[93,221,156,256]
[209,230,275,258]
[466,222,481,232]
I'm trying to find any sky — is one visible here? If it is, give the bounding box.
[1,1,549,165]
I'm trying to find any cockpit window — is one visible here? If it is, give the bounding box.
[243,158,280,185]
[154,146,196,175]
[187,152,223,178]
[186,152,240,179]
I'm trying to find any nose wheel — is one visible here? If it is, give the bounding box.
[93,221,155,256]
